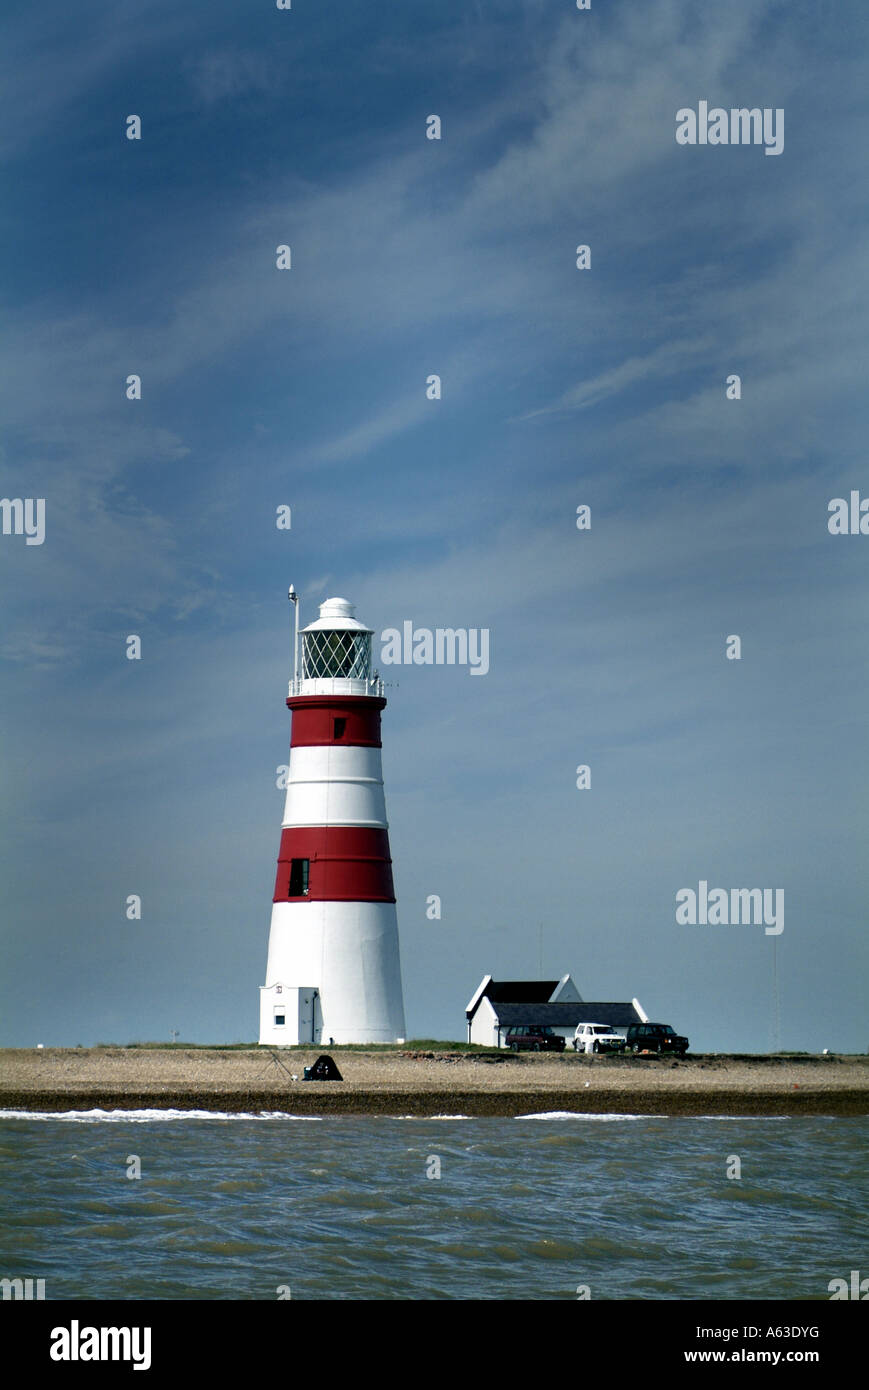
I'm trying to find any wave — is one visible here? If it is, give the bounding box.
[0,1108,323,1123]
[516,1112,807,1122]
[515,1111,665,1121]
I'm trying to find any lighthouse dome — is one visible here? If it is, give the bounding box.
[320,596,354,619]
[301,597,373,635]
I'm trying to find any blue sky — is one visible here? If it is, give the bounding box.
[1,0,867,1051]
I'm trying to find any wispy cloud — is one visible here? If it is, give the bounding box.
[187,50,274,107]
[517,337,716,419]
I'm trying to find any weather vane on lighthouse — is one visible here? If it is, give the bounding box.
[258,588,407,1045]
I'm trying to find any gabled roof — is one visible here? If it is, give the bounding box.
[493,1001,644,1029]
[487,980,560,1003]
[466,977,560,1020]
[465,974,493,1017]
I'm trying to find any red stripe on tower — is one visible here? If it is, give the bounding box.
[273,826,396,902]
[287,696,384,748]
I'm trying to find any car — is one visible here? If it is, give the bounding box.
[625,1022,689,1056]
[573,1022,626,1054]
[504,1026,566,1053]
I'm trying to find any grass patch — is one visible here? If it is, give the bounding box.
[95,1041,260,1050]
[92,1038,484,1052]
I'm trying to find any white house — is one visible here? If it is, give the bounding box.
[465,974,648,1048]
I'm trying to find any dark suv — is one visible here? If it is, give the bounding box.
[505,1026,566,1053]
[625,1023,689,1056]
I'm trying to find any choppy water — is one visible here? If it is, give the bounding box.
[0,1112,866,1300]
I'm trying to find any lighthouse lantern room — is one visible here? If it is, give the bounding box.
[258,594,407,1045]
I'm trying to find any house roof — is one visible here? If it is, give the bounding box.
[493,1001,644,1029]
[465,977,559,1019]
[486,980,559,1003]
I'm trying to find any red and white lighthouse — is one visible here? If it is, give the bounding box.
[258,594,407,1045]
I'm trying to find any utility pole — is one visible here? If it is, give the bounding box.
[771,938,781,1053]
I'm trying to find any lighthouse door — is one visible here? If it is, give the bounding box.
[298,990,317,1043]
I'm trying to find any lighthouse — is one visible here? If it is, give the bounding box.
[258,594,407,1045]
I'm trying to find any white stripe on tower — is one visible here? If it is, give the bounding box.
[281,745,388,829]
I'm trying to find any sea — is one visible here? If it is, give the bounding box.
[0,1111,866,1301]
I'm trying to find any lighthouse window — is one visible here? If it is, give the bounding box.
[274,1013,286,1027]
[303,629,371,679]
[333,718,346,739]
[288,858,310,896]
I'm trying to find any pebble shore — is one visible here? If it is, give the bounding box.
[1,1048,867,1117]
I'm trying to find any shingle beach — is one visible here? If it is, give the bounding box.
[2,1048,867,1117]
